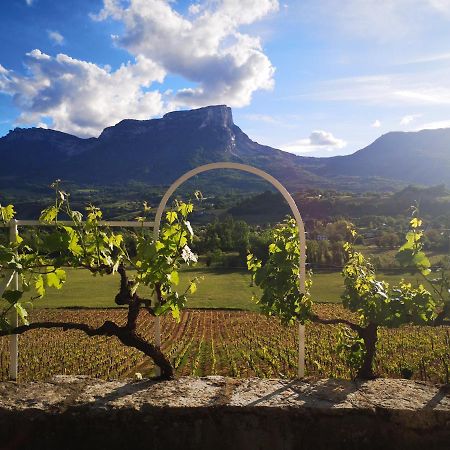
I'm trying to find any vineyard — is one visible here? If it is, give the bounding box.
[1,304,449,383]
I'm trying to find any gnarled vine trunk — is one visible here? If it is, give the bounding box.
[0,264,175,380]
[357,322,378,379]
[0,319,174,380]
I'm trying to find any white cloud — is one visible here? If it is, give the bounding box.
[371,119,381,128]
[188,3,202,15]
[298,0,450,41]
[428,0,450,16]
[299,68,450,106]
[417,119,450,130]
[47,30,64,45]
[25,0,34,5]
[283,130,347,155]
[404,52,450,64]
[93,0,279,108]
[400,114,422,125]
[3,0,280,137]
[0,50,165,137]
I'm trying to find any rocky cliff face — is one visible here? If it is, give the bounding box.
[1,105,450,191]
[163,104,234,129]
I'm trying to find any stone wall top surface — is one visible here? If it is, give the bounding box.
[1,376,449,413]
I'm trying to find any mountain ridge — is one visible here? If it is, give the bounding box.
[1,105,449,192]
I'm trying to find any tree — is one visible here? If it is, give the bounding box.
[375,231,400,249]
[0,184,198,380]
[248,216,449,379]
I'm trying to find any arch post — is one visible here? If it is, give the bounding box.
[153,162,307,378]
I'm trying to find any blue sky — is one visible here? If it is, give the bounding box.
[1,0,450,156]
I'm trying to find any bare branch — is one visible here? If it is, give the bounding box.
[0,320,116,338]
[309,314,362,333]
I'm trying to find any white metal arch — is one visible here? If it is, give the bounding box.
[153,162,306,378]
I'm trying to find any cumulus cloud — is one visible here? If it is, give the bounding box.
[3,1,279,136]
[371,119,381,128]
[188,3,202,15]
[47,30,64,45]
[283,130,347,155]
[400,114,422,125]
[0,49,165,137]
[93,0,278,108]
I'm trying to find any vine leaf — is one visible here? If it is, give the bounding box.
[46,269,66,289]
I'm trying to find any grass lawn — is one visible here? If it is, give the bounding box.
[309,270,431,303]
[29,267,261,310]
[22,266,434,311]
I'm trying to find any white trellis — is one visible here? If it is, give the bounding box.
[153,162,307,378]
[1,162,307,380]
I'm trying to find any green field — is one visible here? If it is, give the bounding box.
[26,266,432,310]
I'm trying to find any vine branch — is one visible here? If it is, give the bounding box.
[0,319,174,379]
[309,314,363,333]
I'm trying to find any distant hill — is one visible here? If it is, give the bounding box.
[301,128,450,187]
[1,105,449,192]
[229,185,450,224]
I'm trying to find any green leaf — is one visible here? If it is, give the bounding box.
[0,204,15,223]
[2,290,23,304]
[40,206,58,223]
[109,234,123,249]
[410,218,422,229]
[63,227,83,256]
[35,275,45,297]
[189,282,197,294]
[169,271,179,286]
[412,251,431,274]
[143,201,151,212]
[0,316,11,332]
[166,211,177,224]
[70,210,83,223]
[46,268,66,289]
[268,243,280,253]
[154,302,171,316]
[14,303,29,325]
[178,203,193,217]
[171,305,180,321]
[395,248,414,267]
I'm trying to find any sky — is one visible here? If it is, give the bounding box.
[1,0,450,157]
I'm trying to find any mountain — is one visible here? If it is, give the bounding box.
[0,128,95,182]
[300,128,450,187]
[1,105,449,192]
[66,106,324,188]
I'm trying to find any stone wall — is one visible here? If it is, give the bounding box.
[1,376,449,450]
